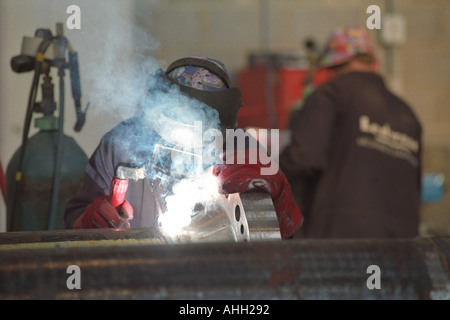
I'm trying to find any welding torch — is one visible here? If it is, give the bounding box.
[72,163,146,229]
[109,163,146,208]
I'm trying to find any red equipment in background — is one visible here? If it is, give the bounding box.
[236,67,329,130]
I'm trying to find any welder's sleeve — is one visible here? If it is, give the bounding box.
[213,156,302,239]
[64,132,124,229]
[279,86,339,182]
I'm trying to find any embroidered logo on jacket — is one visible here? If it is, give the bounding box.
[356,115,419,167]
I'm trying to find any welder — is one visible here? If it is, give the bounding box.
[280,26,422,238]
[64,56,301,239]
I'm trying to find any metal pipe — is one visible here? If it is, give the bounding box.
[0,192,280,248]
[259,0,270,52]
[175,192,280,242]
[0,237,448,299]
[0,160,6,204]
[385,0,395,76]
[48,23,67,230]
[0,227,168,249]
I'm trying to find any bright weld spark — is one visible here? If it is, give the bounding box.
[158,170,219,237]
[170,127,195,147]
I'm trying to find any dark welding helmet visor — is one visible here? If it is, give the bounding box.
[164,56,242,131]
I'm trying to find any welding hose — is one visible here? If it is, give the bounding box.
[47,66,65,230]
[8,39,53,231]
[47,33,69,230]
[69,51,87,132]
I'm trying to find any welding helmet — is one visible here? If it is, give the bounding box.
[166,56,230,91]
[163,56,242,131]
[320,26,375,68]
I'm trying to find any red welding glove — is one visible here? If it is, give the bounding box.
[72,195,133,229]
[213,151,302,239]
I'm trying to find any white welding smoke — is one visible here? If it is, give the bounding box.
[142,78,224,236]
[79,0,162,124]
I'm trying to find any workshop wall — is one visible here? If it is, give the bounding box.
[0,0,449,235]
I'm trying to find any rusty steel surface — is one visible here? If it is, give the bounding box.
[0,237,449,300]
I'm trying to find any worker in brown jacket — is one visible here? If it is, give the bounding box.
[280,26,422,238]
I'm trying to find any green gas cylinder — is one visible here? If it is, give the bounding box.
[6,128,88,231]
